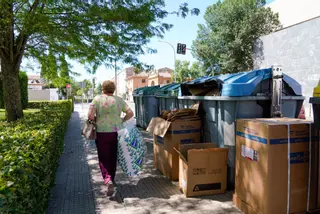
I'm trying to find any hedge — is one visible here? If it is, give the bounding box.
[0,100,72,213]
[19,72,29,109]
[0,71,28,109]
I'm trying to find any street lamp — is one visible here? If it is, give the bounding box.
[158,40,177,82]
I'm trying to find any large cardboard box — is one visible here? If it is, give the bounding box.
[147,117,201,180]
[235,118,319,214]
[175,143,229,197]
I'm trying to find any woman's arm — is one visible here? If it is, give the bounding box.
[88,103,96,121]
[123,109,134,123]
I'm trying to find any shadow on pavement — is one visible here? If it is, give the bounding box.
[78,107,241,213]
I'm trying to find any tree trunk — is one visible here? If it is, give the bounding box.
[1,59,23,121]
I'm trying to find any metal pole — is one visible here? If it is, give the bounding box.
[158,40,176,82]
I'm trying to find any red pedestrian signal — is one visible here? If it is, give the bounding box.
[181,44,186,55]
[177,43,187,55]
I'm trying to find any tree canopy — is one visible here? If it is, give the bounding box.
[174,60,205,83]
[192,0,281,74]
[0,0,199,121]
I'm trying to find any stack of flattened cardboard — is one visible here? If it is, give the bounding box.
[234,118,320,214]
[160,103,200,122]
[147,104,202,181]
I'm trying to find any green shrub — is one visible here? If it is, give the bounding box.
[0,75,3,108]
[0,71,29,109]
[19,72,28,109]
[0,100,72,213]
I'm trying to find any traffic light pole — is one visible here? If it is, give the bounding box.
[158,40,176,82]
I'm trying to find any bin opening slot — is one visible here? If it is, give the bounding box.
[180,79,223,96]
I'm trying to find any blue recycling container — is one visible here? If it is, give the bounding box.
[179,67,304,189]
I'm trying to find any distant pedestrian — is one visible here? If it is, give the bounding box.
[87,80,134,196]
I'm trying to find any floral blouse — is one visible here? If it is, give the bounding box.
[89,94,130,133]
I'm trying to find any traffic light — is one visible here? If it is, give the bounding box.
[177,43,182,54]
[181,44,186,55]
[177,43,187,55]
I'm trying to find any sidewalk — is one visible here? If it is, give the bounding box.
[47,104,242,214]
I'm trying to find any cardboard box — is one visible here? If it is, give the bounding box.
[235,118,319,214]
[147,117,201,180]
[175,143,229,197]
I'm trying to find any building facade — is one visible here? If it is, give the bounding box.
[254,16,320,119]
[111,67,135,99]
[266,0,320,28]
[27,75,46,90]
[125,67,173,102]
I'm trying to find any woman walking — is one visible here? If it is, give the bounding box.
[88,80,134,196]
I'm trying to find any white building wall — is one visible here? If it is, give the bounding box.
[28,89,59,101]
[112,70,127,98]
[267,0,320,28]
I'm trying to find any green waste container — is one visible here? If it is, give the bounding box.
[133,87,145,128]
[155,83,181,113]
[133,85,160,129]
[310,97,320,129]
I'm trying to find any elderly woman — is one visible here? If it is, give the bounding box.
[88,80,134,196]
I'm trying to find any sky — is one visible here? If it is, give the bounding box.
[73,0,216,83]
[23,0,276,84]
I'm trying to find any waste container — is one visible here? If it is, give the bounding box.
[310,97,320,129]
[133,87,144,128]
[155,83,180,113]
[310,80,320,128]
[178,67,304,189]
[133,85,160,129]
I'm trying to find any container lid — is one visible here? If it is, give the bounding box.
[180,68,302,97]
[155,83,181,97]
[138,85,160,95]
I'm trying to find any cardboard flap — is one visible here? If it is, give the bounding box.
[191,103,200,115]
[174,147,188,164]
[178,143,217,162]
[146,117,171,137]
[188,148,229,165]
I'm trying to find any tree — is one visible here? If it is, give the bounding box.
[192,0,281,75]
[0,1,199,121]
[83,79,93,96]
[174,60,205,82]
[95,83,102,95]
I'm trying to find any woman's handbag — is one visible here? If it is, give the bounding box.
[82,120,97,140]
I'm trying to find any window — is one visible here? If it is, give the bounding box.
[142,79,146,83]
[167,80,170,84]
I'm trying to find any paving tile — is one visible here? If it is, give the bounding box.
[49,104,243,214]
[46,111,96,214]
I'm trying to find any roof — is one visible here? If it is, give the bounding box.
[158,67,173,73]
[27,75,46,85]
[159,73,172,78]
[126,71,148,80]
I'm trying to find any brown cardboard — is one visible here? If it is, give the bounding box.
[148,117,202,180]
[175,143,229,197]
[235,118,319,214]
[233,194,259,214]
